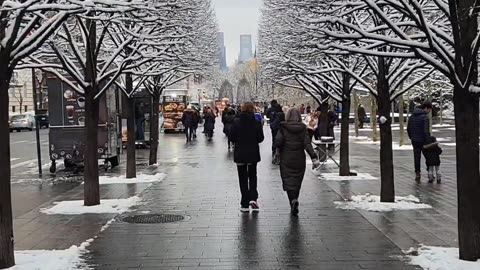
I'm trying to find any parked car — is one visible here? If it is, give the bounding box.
[9,114,36,132]
[36,114,49,129]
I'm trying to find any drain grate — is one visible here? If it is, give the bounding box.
[121,214,185,224]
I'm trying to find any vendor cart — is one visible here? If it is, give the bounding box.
[47,75,121,173]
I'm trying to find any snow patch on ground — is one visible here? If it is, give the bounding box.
[100,218,116,232]
[443,143,457,147]
[432,124,454,128]
[349,136,370,141]
[40,197,142,215]
[98,173,166,185]
[406,245,480,270]
[11,239,92,270]
[319,173,377,181]
[335,194,432,212]
[354,140,412,150]
[436,137,452,142]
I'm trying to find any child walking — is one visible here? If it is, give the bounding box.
[423,136,442,183]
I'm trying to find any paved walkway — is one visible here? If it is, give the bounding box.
[82,123,436,270]
[10,120,461,269]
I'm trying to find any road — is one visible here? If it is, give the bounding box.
[9,128,51,177]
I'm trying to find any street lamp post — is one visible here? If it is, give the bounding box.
[31,68,42,176]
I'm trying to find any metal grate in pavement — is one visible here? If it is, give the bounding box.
[121,214,185,224]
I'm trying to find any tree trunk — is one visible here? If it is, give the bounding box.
[126,75,136,178]
[149,91,160,166]
[83,86,100,206]
[371,96,378,141]
[318,101,329,161]
[0,70,15,269]
[377,56,394,203]
[452,0,480,260]
[339,97,351,176]
[399,94,406,146]
[454,83,480,260]
[83,18,100,206]
[353,91,359,137]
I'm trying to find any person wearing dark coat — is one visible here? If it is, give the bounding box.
[358,104,367,129]
[266,100,285,155]
[203,107,216,141]
[192,109,200,139]
[182,108,196,142]
[407,102,432,181]
[423,136,442,184]
[275,108,319,216]
[222,107,236,149]
[229,102,265,212]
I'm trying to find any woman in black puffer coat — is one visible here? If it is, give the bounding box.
[229,102,265,212]
[275,108,319,215]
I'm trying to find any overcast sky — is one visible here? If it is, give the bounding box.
[212,0,262,66]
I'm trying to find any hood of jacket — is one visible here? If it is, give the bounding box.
[282,121,306,134]
[412,107,426,116]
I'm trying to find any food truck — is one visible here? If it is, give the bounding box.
[47,75,121,173]
[162,89,188,133]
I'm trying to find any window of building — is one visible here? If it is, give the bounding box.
[25,105,28,112]
[12,106,15,113]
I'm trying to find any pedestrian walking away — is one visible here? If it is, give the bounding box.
[203,107,216,141]
[181,107,196,142]
[222,106,236,149]
[358,104,366,129]
[266,100,285,155]
[229,102,265,212]
[407,101,432,182]
[275,108,319,216]
[423,136,442,184]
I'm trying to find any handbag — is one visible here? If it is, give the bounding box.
[272,148,281,165]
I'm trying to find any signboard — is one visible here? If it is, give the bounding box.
[62,85,85,126]
[162,97,186,130]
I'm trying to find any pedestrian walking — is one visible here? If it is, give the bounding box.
[299,104,305,114]
[182,107,196,142]
[358,104,366,129]
[266,100,285,155]
[192,108,201,139]
[407,102,432,181]
[306,104,311,114]
[305,112,319,140]
[275,108,319,215]
[203,107,216,141]
[423,136,442,184]
[229,102,265,212]
[222,106,236,149]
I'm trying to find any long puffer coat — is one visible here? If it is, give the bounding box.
[275,122,316,191]
[407,108,430,143]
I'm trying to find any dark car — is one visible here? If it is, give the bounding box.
[36,114,49,129]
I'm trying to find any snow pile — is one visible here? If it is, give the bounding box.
[98,173,166,185]
[349,136,370,141]
[392,143,413,150]
[406,245,480,270]
[11,240,92,270]
[432,124,454,128]
[319,173,377,181]
[335,194,432,212]
[40,197,142,215]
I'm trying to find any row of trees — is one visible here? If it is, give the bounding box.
[259,0,480,262]
[0,0,218,268]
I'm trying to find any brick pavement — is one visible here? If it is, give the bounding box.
[83,123,431,270]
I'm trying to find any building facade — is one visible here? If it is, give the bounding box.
[239,35,253,63]
[8,69,34,115]
[217,32,227,71]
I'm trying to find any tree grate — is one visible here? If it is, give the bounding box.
[121,214,185,224]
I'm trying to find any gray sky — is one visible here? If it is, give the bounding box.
[212,0,262,66]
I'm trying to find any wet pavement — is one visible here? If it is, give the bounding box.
[10,120,461,269]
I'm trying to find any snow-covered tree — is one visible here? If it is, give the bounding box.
[0,1,92,267]
[314,0,480,261]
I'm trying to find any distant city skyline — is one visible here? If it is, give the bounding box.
[212,0,262,66]
[217,32,227,70]
[239,35,253,63]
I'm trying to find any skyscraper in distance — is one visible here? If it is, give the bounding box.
[217,32,227,71]
[239,34,253,63]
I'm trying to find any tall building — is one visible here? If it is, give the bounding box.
[217,32,227,71]
[239,34,253,63]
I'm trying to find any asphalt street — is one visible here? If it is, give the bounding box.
[9,128,50,175]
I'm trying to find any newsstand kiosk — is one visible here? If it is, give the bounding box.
[47,75,121,173]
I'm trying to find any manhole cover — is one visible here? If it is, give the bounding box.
[121,214,185,224]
